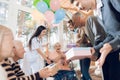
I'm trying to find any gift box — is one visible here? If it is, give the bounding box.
[65,47,91,61]
[67,43,76,48]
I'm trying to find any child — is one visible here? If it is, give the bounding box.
[46,42,78,80]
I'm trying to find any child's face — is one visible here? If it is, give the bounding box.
[54,44,61,52]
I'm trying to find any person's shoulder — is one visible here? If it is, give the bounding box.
[32,37,37,40]
[31,37,37,42]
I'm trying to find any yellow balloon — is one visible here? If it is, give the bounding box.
[31,9,46,25]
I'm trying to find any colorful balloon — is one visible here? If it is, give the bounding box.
[31,9,46,25]
[36,1,48,13]
[55,9,65,23]
[45,10,54,24]
[33,0,40,6]
[44,0,50,7]
[50,0,60,11]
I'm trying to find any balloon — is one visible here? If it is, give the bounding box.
[45,10,54,24]
[36,1,48,13]
[54,19,61,24]
[33,0,40,6]
[50,0,60,11]
[55,9,65,23]
[31,9,46,25]
[44,0,50,7]
[58,0,62,2]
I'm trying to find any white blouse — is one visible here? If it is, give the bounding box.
[26,37,45,74]
[24,37,45,74]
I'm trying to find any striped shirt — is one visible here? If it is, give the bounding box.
[1,59,43,80]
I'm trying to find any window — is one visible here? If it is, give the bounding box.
[17,0,33,8]
[48,26,59,49]
[0,2,8,25]
[63,21,77,49]
[17,10,35,46]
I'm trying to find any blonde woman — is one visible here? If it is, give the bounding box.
[0,25,14,80]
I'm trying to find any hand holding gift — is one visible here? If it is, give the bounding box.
[46,63,60,76]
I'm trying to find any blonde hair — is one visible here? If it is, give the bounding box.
[0,25,11,53]
[53,42,61,49]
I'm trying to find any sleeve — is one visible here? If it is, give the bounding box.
[10,72,42,80]
[109,32,120,51]
[85,16,107,51]
[11,62,25,77]
[31,38,41,50]
[10,62,42,80]
[94,33,114,52]
[110,0,120,13]
[85,16,115,59]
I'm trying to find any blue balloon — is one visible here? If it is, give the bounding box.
[36,1,48,13]
[55,9,65,23]
[54,19,61,24]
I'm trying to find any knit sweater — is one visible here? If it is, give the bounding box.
[1,58,43,80]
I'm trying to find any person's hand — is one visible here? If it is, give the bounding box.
[46,58,52,64]
[97,43,112,67]
[90,47,98,61]
[91,47,95,54]
[47,63,59,76]
[45,43,49,47]
[39,67,51,78]
[42,42,49,47]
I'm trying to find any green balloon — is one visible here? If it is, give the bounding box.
[44,0,50,7]
[33,0,40,6]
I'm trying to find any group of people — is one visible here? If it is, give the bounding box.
[69,0,120,80]
[0,0,120,80]
[0,25,58,80]
[0,25,77,80]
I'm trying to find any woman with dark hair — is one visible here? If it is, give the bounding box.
[28,25,51,74]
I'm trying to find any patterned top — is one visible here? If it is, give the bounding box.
[0,58,42,80]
